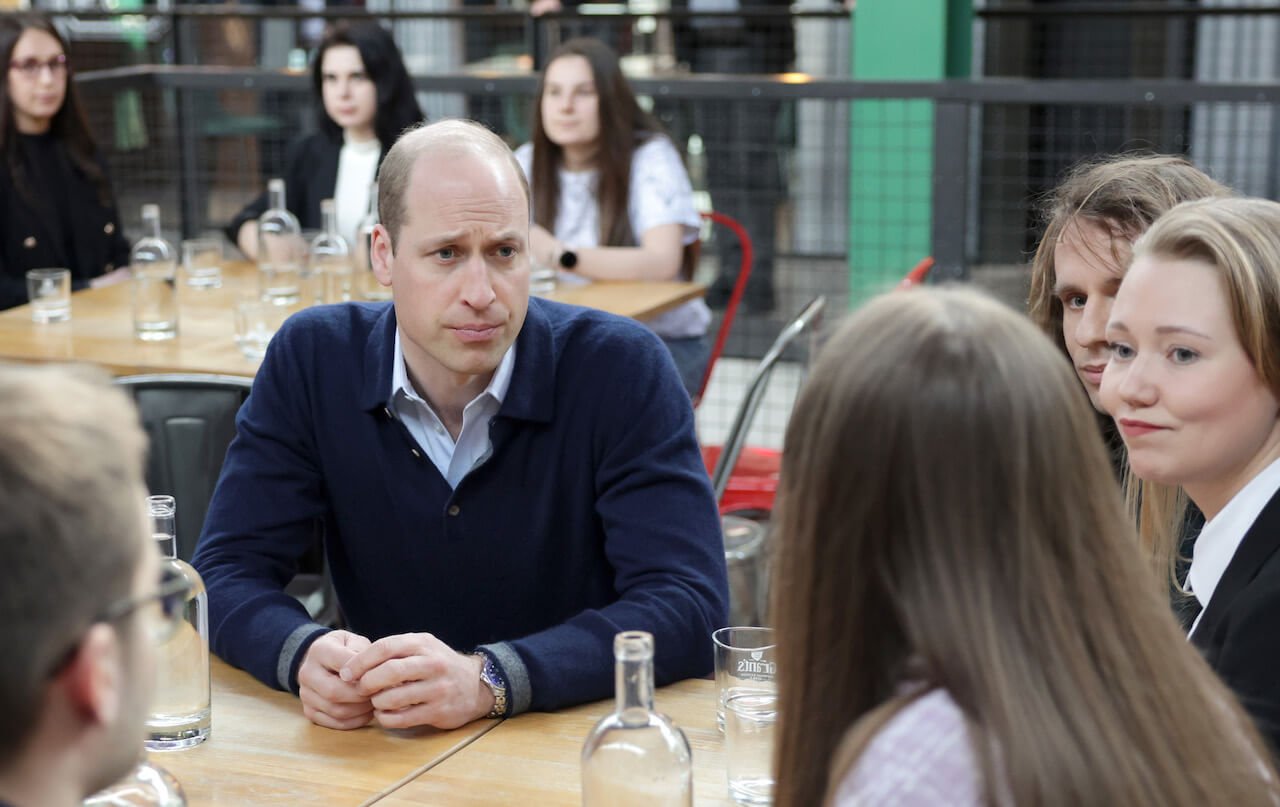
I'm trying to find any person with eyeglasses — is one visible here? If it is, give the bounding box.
[0,362,170,807]
[0,14,132,312]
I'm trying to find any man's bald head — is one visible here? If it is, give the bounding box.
[376,119,530,251]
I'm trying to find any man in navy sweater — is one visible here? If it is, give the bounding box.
[193,119,729,731]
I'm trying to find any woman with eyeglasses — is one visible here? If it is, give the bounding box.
[0,14,131,311]
[226,21,424,258]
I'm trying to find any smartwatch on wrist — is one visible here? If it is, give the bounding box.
[474,650,508,718]
[558,248,578,270]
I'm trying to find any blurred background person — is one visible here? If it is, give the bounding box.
[517,38,708,397]
[772,287,1279,805]
[227,20,424,258]
[1102,196,1280,754]
[0,364,165,807]
[0,14,131,311]
[675,0,793,313]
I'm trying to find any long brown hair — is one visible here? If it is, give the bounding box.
[1027,153,1230,356]
[771,287,1278,807]
[529,38,667,247]
[0,14,110,207]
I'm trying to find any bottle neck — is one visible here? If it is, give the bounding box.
[155,533,177,560]
[268,185,286,211]
[143,212,161,240]
[322,206,338,237]
[614,649,655,719]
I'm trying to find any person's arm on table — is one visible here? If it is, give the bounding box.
[532,222,686,281]
[504,329,729,710]
[331,326,726,729]
[192,318,373,728]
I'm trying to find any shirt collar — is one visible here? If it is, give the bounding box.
[1189,456,1280,609]
[390,328,516,412]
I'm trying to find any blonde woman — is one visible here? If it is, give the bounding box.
[771,287,1278,806]
[1102,196,1280,753]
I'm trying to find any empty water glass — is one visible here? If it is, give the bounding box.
[234,296,281,359]
[25,268,70,322]
[725,690,777,806]
[182,237,223,289]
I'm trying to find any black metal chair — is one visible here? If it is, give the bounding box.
[115,373,339,627]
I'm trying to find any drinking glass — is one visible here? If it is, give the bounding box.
[713,626,776,732]
[234,296,282,359]
[181,238,223,289]
[84,758,187,806]
[530,262,557,297]
[724,690,777,806]
[25,267,70,322]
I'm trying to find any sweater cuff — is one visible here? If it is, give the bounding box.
[478,641,531,716]
[279,623,331,694]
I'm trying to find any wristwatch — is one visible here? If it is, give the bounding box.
[475,651,508,719]
[558,247,578,270]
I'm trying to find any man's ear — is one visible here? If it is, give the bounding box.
[60,624,123,728]
[371,224,394,289]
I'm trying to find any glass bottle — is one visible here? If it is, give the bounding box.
[355,182,390,301]
[145,495,211,750]
[581,631,693,806]
[83,757,187,806]
[310,198,353,305]
[130,204,178,341]
[257,178,303,305]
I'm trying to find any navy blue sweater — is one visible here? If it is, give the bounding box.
[192,297,728,713]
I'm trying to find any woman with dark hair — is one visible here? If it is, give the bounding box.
[771,287,1279,806]
[0,14,131,310]
[228,20,423,258]
[516,38,708,396]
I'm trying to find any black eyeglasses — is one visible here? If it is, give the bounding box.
[9,54,67,79]
[48,567,193,678]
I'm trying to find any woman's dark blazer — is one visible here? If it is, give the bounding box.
[1191,486,1280,756]
[0,146,130,310]
[225,131,385,250]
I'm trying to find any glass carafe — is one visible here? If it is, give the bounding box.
[581,631,693,806]
[130,204,178,341]
[144,495,211,750]
[355,181,390,301]
[310,198,353,304]
[257,178,303,304]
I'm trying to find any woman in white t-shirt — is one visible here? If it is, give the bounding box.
[516,37,709,396]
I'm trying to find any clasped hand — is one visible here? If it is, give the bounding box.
[298,630,495,731]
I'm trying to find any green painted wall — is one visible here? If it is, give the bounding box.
[848,0,971,305]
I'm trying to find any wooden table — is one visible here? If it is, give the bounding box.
[0,262,704,377]
[375,679,731,806]
[149,659,499,806]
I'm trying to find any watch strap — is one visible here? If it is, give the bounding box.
[475,650,508,718]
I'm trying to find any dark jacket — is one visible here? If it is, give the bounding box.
[225,131,385,249]
[192,298,729,713]
[1191,487,1280,756]
[0,137,130,310]
[671,0,796,74]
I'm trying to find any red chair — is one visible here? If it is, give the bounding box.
[897,256,935,290]
[702,297,826,516]
[694,211,754,408]
[703,258,935,517]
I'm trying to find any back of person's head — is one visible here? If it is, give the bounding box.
[770,287,1278,807]
[311,20,424,149]
[376,118,529,251]
[530,37,665,247]
[0,14,106,202]
[1028,154,1230,354]
[0,364,150,790]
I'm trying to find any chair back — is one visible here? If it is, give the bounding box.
[114,373,253,561]
[695,211,755,406]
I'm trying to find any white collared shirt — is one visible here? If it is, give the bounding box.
[389,329,516,489]
[1188,457,1280,636]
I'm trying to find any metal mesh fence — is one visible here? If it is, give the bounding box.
[33,5,1280,449]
